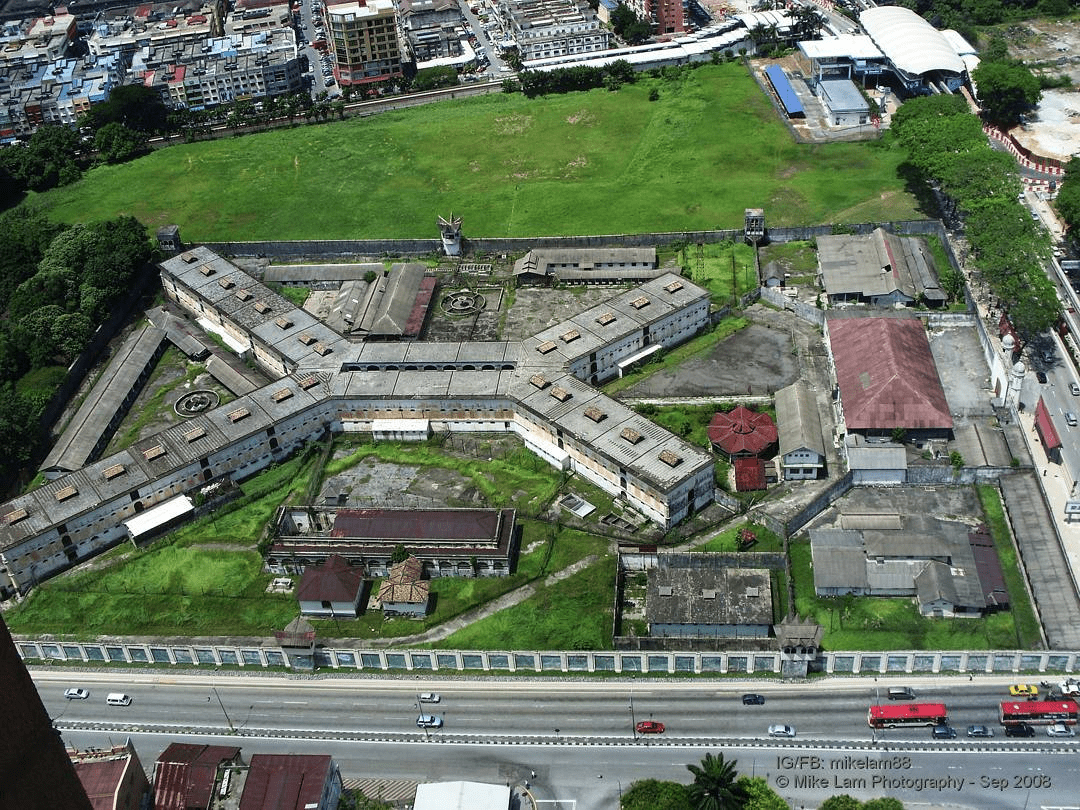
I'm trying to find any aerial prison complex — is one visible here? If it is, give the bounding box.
[0,246,717,600]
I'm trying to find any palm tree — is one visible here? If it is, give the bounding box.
[686,752,747,810]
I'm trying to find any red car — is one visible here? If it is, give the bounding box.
[636,720,665,734]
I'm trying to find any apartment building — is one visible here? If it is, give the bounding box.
[130,29,303,110]
[500,0,608,62]
[0,54,121,141]
[325,0,402,85]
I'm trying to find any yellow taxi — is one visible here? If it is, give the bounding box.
[1008,684,1039,697]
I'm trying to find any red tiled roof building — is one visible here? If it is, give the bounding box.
[707,406,778,459]
[827,313,953,438]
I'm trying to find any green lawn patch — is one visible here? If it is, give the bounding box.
[6,547,297,636]
[274,285,310,308]
[5,452,318,637]
[692,522,783,553]
[758,240,819,283]
[677,240,757,304]
[16,364,68,400]
[30,65,919,241]
[434,556,617,650]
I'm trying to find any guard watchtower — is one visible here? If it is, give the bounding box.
[438,214,462,257]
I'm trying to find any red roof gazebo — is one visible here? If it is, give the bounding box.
[707,406,778,458]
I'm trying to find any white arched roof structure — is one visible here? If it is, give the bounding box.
[859,6,965,77]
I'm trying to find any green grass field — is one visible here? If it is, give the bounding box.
[678,241,757,303]
[29,65,920,241]
[435,557,617,650]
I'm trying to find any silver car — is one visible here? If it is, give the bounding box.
[768,724,796,738]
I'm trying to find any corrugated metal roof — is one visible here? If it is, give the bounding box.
[775,381,825,458]
[734,457,767,491]
[238,754,333,810]
[73,757,128,810]
[1035,396,1062,451]
[154,744,240,810]
[829,313,952,431]
[331,508,504,542]
[296,554,364,603]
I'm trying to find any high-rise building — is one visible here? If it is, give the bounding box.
[0,615,93,810]
[325,0,403,86]
[649,0,685,36]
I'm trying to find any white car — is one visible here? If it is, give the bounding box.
[1047,722,1076,737]
[419,692,441,703]
[64,687,90,700]
[416,714,443,728]
[768,724,796,738]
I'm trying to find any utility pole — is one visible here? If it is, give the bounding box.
[212,686,235,733]
[629,688,637,740]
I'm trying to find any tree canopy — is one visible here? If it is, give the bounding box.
[1053,156,1080,233]
[972,59,1041,127]
[0,210,154,483]
[79,84,170,135]
[621,778,693,810]
[892,96,1058,338]
[686,752,747,810]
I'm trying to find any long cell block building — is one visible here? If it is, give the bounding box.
[0,247,715,599]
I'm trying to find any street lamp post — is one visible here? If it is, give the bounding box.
[212,686,235,733]
[629,689,637,740]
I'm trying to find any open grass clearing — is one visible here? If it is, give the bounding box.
[692,522,783,553]
[321,436,565,517]
[434,557,617,650]
[677,240,757,304]
[29,65,920,240]
[758,240,819,284]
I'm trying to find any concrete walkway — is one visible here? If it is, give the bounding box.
[358,555,600,648]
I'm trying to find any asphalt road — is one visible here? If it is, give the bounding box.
[34,672,1080,808]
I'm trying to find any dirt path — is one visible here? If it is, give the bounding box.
[352,555,600,648]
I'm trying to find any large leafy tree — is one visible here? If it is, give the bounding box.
[1053,156,1080,232]
[973,59,1041,127]
[739,776,788,810]
[94,122,148,164]
[621,778,692,810]
[892,93,1058,338]
[80,84,169,134]
[4,124,83,191]
[819,796,862,810]
[0,208,64,310]
[686,752,747,810]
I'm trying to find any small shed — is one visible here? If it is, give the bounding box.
[296,555,366,618]
[734,457,767,492]
[377,555,430,618]
[775,381,826,480]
